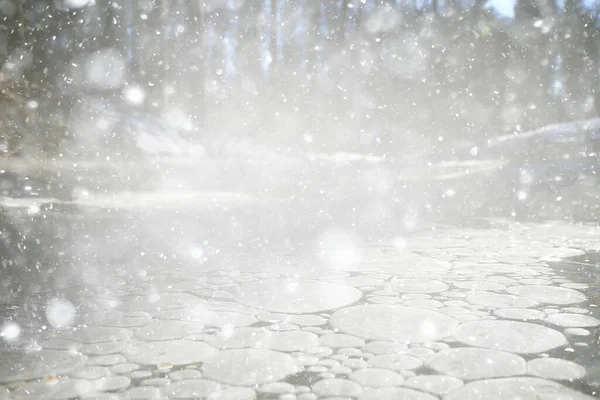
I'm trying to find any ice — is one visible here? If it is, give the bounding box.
[466,293,539,308]
[285,315,327,326]
[126,386,161,400]
[454,281,507,291]
[389,278,449,293]
[507,285,587,305]
[208,327,319,352]
[0,350,87,383]
[351,368,405,387]
[45,298,77,329]
[428,348,526,380]
[233,279,362,313]
[63,326,133,344]
[202,349,299,385]
[565,328,591,337]
[164,380,221,399]
[493,308,546,321]
[404,375,464,396]
[331,305,458,343]
[134,321,205,341]
[125,340,219,366]
[312,378,363,397]
[257,382,294,394]
[368,354,423,371]
[358,387,438,400]
[453,320,567,354]
[545,313,600,328]
[319,334,365,348]
[444,377,595,400]
[208,387,257,400]
[527,358,586,381]
[83,48,126,90]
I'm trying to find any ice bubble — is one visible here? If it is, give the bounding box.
[46,298,77,329]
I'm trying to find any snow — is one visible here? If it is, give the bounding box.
[233,278,362,313]
[45,298,77,329]
[427,348,526,380]
[202,349,299,385]
[453,320,567,354]
[331,305,458,343]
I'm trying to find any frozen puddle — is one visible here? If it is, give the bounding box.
[1,220,600,398]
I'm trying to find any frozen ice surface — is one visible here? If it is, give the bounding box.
[233,278,362,313]
[164,379,221,399]
[545,313,600,328]
[404,375,464,396]
[358,386,439,400]
[527,358,586,381]
[507,285,587,305]
[202,349,299,385]
[389,278,449,293]
[444,377,595,400]
[207,327,319,352]
[134,320,205,340]
[125,340,219,366]
[349,368,404,386]
[466,292,539,308]
[0,350,87,384]
[330,305,458,342]
[493,308,546,321]
[312,378,363,397]
[427,348,526,380]
[453,320,567,354]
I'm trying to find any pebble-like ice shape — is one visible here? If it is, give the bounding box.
[368,353,423,371]
[202,349,299,385]
[545,313,600,328]
[466,293,539,308]
[0,350,87,384]
[493,308,545,320]
[390,278,449,293]
[507,285,587,305]
[454,281,506,291]
[233,279,362,313]
[349,368,404,386]
[63,326,133,343]
[134,321,205,341]
[527,357,586,381]
[404,375,464,396]
[208,387,257,400]
[207,327,319,352]
[330,305,458,342]
[125,340,218,366]
[164,379,221,399]
[158,309,257,327]
[453,320,567,354]
[312,378,363,397]
[285,314,327,326]
[319,334,365,348]
[358,387,439,400]
[444,377,595,400]
[428,347,526,379]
